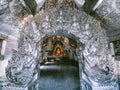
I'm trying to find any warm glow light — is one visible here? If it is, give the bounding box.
[53,44,67,56]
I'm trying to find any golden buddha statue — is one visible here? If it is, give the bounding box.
[56,47,61,56]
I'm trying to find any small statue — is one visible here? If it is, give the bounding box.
[56,47,61,56]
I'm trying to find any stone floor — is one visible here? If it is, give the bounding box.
[38,61,80,90]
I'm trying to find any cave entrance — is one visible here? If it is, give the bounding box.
[39,34,81,90]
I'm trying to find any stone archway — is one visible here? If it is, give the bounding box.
[5,1,118,90]
[40,30,82,57]
[40,30,83,64]
[39,30,82,90]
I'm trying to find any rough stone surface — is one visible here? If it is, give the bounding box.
[0,0,119,90]
[6,16,41,86]
[95,0,120,36]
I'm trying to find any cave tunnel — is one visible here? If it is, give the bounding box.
[40,35,79,65]
[39,35,81,90]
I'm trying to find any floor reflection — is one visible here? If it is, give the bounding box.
[38,60,80,90]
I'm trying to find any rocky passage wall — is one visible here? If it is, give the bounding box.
[0,0,119,90]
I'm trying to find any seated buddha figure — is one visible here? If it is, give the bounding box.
[55,47,61,56]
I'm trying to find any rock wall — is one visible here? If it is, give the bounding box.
[34,3,118,89]
[95,0,120,36]
[2,1,119,90]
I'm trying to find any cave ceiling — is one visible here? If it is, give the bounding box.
[0,0,120,40]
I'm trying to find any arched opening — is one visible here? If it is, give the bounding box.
[41,35,78,64]
[4,0,119,89]
[39,31,83,90]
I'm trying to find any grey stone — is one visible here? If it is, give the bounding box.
[0,0,119,90]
